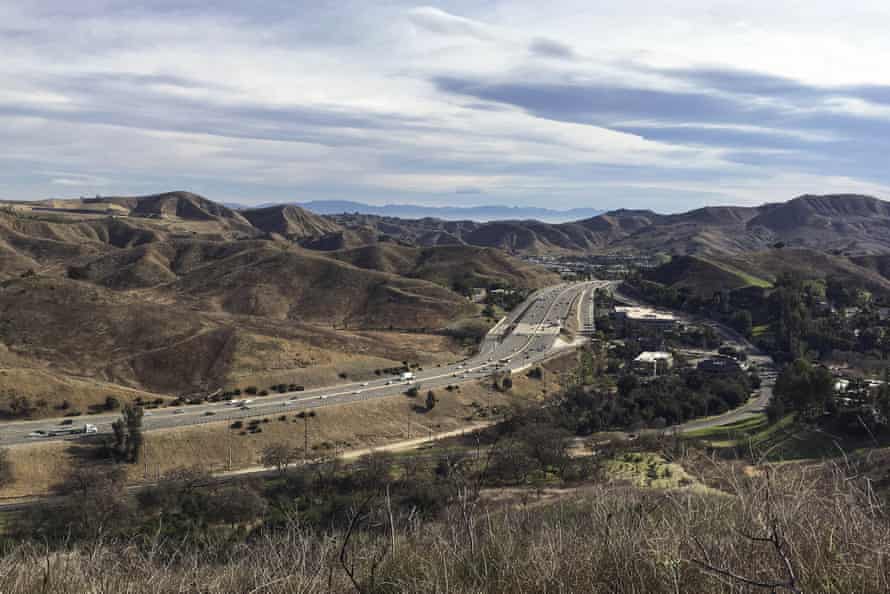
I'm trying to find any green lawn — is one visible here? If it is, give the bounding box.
[683,414,800,455]
[683,414,890,461]
[751,324,770,337]
[699,257,773,289]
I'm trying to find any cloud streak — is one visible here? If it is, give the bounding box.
[1,1,890,211]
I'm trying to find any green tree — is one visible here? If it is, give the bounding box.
[773,359,833,419]
[111,404,144,463]
[617,374,639,398]
[730,309,753,338]
[0,448,13,489]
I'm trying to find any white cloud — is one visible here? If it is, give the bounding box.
[406,6,497,41]
[2,1,890,210]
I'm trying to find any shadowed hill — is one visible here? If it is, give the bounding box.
[644,254,770,299]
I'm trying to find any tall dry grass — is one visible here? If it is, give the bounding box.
[1,456,888,593]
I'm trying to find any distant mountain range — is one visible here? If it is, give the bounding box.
[252,200,604,223]
[19,191,890,257]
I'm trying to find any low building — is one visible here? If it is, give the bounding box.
[633,351,674,376]
[697,356,742,374]
[613,306,678,333]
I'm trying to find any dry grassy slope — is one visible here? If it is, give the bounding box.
[240,204,341,238]
[0,195,553,408]
[331,244,559,289]
[0,272,470,404]
[65,239,278,289]
[172,245,475,328]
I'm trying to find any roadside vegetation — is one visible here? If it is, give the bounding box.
[2,418,890,593]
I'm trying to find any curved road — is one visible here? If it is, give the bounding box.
[3,280,609,446]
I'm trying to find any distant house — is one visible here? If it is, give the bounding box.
[697,356,742,374]
[633,351,674,376]
[613,306,678,333]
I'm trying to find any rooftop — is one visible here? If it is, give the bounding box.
[615,306,677,322]
[634,351,673,363]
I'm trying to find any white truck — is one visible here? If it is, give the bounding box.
[31,424,99,438]
[400,371,415,382]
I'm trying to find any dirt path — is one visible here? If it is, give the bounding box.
[216,420,498,479]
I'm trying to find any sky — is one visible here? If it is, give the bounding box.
[3,1,890,212]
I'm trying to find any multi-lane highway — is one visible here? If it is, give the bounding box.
[3,280,609,445]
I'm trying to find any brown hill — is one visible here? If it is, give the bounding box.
[171,245,475,329]
[332,244,559,289]
[0,201,560,413]
[240,204,341,238]
[121,191,249,223]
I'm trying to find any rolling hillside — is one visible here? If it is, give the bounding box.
[0,196,557,413]
[331,244,559,290]
[643,255,771,299]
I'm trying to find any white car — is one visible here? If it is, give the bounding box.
[361,382,369,387]
[28,430,47,438]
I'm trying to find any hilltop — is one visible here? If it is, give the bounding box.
[240,204,341,239]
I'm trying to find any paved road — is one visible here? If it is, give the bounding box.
[3,280,609,446]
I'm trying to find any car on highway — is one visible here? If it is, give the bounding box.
[361,382,369,387]
[28,430,48,438]
[173,409,185,415]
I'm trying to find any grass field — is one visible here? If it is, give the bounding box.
[699,256,773,288]
[751,324,770,337]
[681,414,890,461]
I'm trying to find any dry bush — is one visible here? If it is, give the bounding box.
[1,458,888,593]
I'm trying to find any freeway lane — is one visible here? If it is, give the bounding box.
[2,280,609,445]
